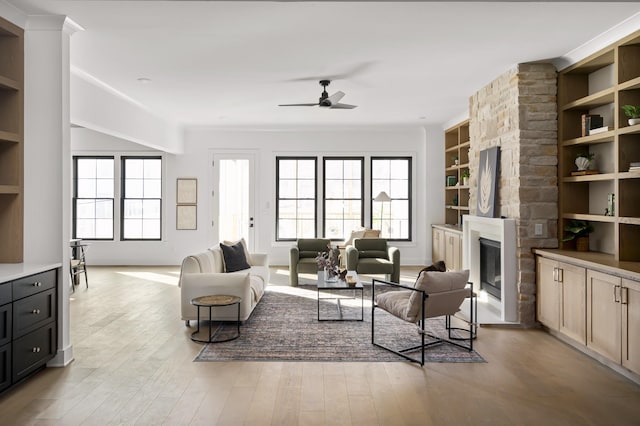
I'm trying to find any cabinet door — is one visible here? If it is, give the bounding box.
[622,279,640,375]
[444,231,461,271]
[537,257,559,330]
[587,270,621,363]
[559,262,586,344]
[432,228,445,264]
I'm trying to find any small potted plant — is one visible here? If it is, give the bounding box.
[561,220,594,252]
[575,152,594,171]
[621,105,640,126]
[461,170,470,186]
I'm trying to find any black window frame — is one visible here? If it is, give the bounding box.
[72,155,115,241]
[322,156,365,241]
[275,156,318,241]
[120,155,163,241]
[370,156,412,241]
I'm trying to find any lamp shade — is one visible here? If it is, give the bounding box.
[374,191,391,202]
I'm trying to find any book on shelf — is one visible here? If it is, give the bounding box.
[630,162,640,167]
[588,126,609,135]
[581,114,603,136]
[630,167,640,172]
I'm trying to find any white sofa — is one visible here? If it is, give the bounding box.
[179,245,269,325]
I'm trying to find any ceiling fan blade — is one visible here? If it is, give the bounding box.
[323,91,345,106]
[330,103,357,109]
[278,103,319,107]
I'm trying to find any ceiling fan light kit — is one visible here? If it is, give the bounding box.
[279,80,357,109]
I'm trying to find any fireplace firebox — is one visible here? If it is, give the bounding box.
[479,237,501,300]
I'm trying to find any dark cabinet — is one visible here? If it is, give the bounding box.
[0,267,58,394]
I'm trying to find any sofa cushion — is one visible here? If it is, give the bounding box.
[220,241,251,272]
[299,250,320,259]
[406,270,470,322]
[358,250,388,259]
[190,251,217,273]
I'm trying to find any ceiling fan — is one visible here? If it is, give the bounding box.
[279,80,357,109]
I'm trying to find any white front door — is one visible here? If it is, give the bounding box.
[211,152,256,251]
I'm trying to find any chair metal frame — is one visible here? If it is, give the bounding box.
[371,278,477,366]
[70,242,88,292]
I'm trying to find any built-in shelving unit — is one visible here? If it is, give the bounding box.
[0,17,24,263]
[443,120,470,226]
[558,29,640,266]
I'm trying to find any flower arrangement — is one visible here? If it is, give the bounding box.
[315,243,340,279]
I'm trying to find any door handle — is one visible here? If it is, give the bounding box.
[614,285,621,303]
[622,287,629,305]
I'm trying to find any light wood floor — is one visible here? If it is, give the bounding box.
[0,266,638,425]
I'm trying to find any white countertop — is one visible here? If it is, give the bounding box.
[0,263,62,282]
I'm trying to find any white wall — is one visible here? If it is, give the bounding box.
[74,125,444,266]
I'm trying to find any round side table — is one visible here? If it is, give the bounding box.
[190,295,242,344]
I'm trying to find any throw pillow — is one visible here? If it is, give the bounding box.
[220,241,251,273]
[222,237,252,264]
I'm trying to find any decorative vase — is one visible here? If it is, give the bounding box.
[576,237,589,252]
[629,118,640,126]
[575,156,591,171]
[463,177,469,186]
[324,267,339,282]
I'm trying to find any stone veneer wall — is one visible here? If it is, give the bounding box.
[469,63,558,326]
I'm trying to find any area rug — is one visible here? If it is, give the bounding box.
[194,285,484,363]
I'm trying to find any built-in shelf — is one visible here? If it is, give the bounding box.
[558,29,640,265]
[442,120,470,226]
[0,16,24,263]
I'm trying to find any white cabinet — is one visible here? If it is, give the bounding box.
[432,226,461,271]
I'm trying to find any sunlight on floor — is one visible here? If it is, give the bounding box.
[115,271,179,286]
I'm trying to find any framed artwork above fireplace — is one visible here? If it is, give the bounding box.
[477,146,500,218]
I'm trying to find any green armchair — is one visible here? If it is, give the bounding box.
[289,238,335,286]
[346,238,400,283]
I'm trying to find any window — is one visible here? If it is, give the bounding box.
[323,157,363,240]
[371,157,411,240]
[121,157,162,240]
[276,157,317,241]
[73,157,114,240]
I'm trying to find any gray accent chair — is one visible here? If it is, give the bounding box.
[345,238,400,283]
[289,238,333,286]
[372,269,476,366]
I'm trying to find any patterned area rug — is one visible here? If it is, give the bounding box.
[194,285,484,363]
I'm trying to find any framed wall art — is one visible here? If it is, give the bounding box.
[176,205,197,230]
[177,178,197,205]
[477,146,500,218]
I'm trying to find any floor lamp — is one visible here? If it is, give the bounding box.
[374,191,391,236]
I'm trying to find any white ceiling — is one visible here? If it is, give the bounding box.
[7,1,640,128]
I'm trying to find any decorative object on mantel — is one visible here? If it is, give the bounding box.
[621,104,640,126]
[477,146,500,218]
[561,220,594,252]
[571,152,598,176]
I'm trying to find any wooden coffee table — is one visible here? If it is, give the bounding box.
[317,270,364,321]
[190,294,241,343]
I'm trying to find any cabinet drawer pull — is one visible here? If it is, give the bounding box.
[32,347,41,353]
[622,287,629,305]
[32,281,42,287]
[31,309,41,315]
[614,285,621,303]
[557,268,563,283]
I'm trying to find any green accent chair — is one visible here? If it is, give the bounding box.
[289,238,333,286]
[346,238,400,283]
